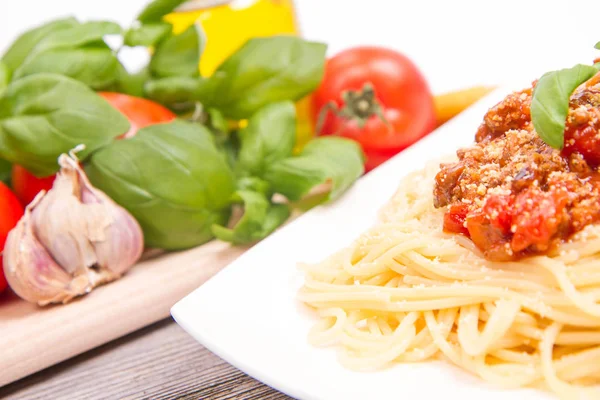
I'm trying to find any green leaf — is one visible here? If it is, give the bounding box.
[115,66,152,97]
[217,131,239,170]
[207,108,228,134]
[144,76,204,107]
[11,21,123,88]
[1,17,78,71]
[236,176,271,197]
[13,47,121,90]
[0,73,130,176]
[28,21,122,55]
[136,0,187,23]
[211,190,290,245]
[237,101,296,176]
[531,64,600,149]
[0,62,10,92]
[0,158,12,186]
[263,137,365,202]
[125,22,172,47]
[595,41,600,50]
[149,23,203,78]
[86,120,236,250]
[199,36,326,119]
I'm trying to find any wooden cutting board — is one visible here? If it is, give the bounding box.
[0,240,248,387]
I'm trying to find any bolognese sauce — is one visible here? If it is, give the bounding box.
[434,75,600,261]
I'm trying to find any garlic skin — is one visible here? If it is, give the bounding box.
[3,153,144,306]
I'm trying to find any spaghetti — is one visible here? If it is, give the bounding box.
[298,162,600,398]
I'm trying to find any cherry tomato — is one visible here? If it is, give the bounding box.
[11,166,56,207]
[11,93,176,206]
[98,92,177,139]
[0,182,24,293]
[312,46,436,171]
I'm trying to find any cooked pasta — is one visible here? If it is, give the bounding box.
[298,162,600,399]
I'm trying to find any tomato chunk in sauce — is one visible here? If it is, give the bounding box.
[434,74,600,261]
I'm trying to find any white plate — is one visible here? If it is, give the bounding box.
[171,87,553,400]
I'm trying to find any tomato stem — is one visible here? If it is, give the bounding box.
[315,82,391,135]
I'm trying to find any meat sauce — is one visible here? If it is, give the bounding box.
[433,74,600,261]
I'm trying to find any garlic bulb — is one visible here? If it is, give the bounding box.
[3,152,144,305]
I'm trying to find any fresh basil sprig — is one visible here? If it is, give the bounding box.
[150,24,204,78]
[15,47,122,90]
[25,21,121,55]
[211,190,290,245]
[9,21,123,90]
[86,120,236,250]
[264,137,365,202]
[0,73,130,176]
[115,66,152,97]
[136,0,187,23]
[531,63,600,149]
[124,22,172,47]
[144,76,204,108]
[198,36,327,119]
[1,17,78,71]
[236,101,296,176]
[0,62,10,92]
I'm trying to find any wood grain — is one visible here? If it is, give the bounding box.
[0,318,291,400]
[0,240,248,387]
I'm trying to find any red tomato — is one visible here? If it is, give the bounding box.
[312,47,436,171]
[11,166,56,207]
[443,203,470,236]
[11,93,176,206]
[99,92,177,139]
[0,182,24,293]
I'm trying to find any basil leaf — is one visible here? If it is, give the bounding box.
[207,108,228,135]
[211,190,290,245]
[0,62,10,92]
[263,137,365,202]
[236,176,271,197]
[29,21,121,55]
[1,17,78,71]
[115,66,151,97]
[0,73,130,176]
[136,0,187,23]
[87,120,236,250]
[144,76,204,107]
[218,131,239,170]
[0,158,12,185]
[531,64,600,149]
[150,24,203,78]
[237,101,296,176]
[200,36,326,119]
[595,42,600,50]
[13,47,121,90]
[125,22,172,47]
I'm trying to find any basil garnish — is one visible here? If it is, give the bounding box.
[531,64,600,149]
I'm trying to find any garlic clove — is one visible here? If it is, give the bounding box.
[3,151,144,306]
[3,201,99,306]
[76,157,144,275]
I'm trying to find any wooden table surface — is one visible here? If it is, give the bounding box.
[0,318,292,400]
